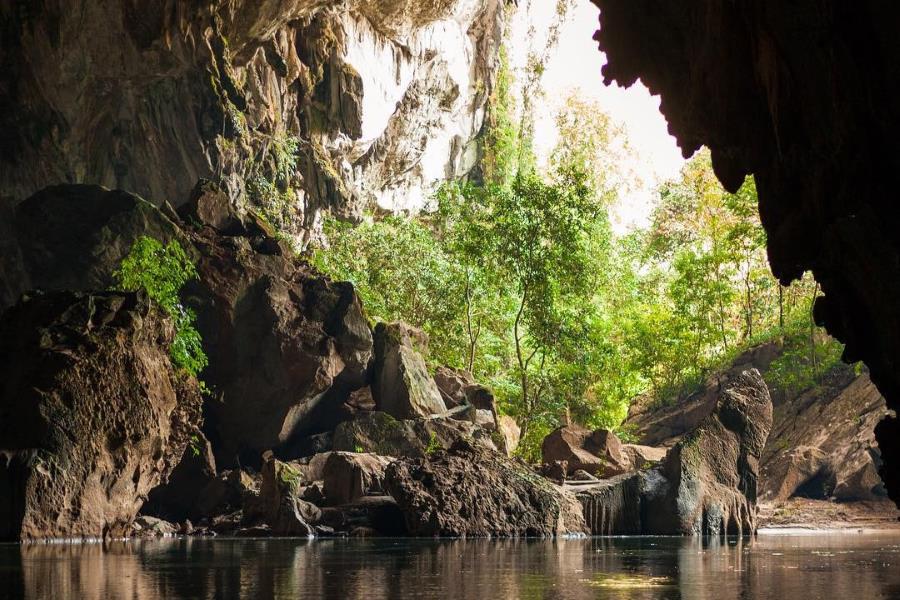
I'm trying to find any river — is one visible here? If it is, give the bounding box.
[2,533,899,599]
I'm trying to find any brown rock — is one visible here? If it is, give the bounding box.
[385,439,586,537]
[372,322,447,419]
[433,366,475,408]
[190,224,373,468]
[143,432,218,522]
[332,411,498,458]
[621,444,667,470]
[541,427,631,478]
[578,369,774,536]
[178,180,244,235]
[0,291,202,540]
[497,416,521,456]
[255,456,321,536]
[322,452,393,505]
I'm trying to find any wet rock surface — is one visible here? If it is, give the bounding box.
[0,291,202,541]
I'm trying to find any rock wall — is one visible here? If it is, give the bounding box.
[0,0,506,244]
[625,342,891,505]
[0,183,375,470]
[591,0,900,502]
[0,291,202,540]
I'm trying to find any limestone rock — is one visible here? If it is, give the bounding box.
[433,367,475,408]
[189,223,373,468]
[372,323,447,419]
[1,183,376,469]
[322,452,393,505]
[0,1,506,246]
[143,433,218,522]
[577,369,773,536]
[332,411,497,458]
[0,291,202,540]
[497,416,521,456]
[255,456,321,536]
[625,343,890,505]
[622,445,667,471]
[385,439,586,537]
[541,426,631,478]
[0,184,183,310]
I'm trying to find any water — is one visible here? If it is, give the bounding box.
[2,533,900,599]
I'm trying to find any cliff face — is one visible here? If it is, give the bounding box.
[591,0,900,501]
[0,0,505,244]
[624,343,891,506]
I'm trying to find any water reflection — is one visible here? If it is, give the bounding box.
[2,534,900,599]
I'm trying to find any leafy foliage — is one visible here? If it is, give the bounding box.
[311,88,850,462]
[114,236,208,379]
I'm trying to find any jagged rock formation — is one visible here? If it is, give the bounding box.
[0,184,184,311]
[372,322,447,419]
[332,411,499,457]
[592,0,900,502]
[385,439,585,537]
[625,342,891,506]
[185,192,373,468]
[0,0,506,244]
[577,369,773,536]
[0,183,374,469]
[0,291,202,540]
[761,368,889,502]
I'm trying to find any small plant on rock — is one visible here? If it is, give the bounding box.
[114,236,208,379]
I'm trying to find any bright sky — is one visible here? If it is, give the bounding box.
[528,0,686,234]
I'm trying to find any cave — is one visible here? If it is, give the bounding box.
[1,0,900,597]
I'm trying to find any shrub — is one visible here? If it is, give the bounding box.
[114,236,208,379]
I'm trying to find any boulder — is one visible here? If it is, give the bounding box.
[143,432,218,522]
[577,369,774,536]
[253,455,320,536]
[0,291,202,540]
[622,444,667,470]
[497,416,521,456]
[193,469,257,521]
[372,322,446,419]
[177,179,245,235]
[643,369,773,535]
[322,452,393,505]
[433,367,475,408]
[385,439,586,537]
[189,223,373,468]
[541,426,631,478]
[332,411,498,458]
[0,184,184,311]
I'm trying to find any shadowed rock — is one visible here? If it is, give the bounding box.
[0,291,202,540]
[576,369,773,536]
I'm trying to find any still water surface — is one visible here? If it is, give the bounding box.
[2,533,899,599]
